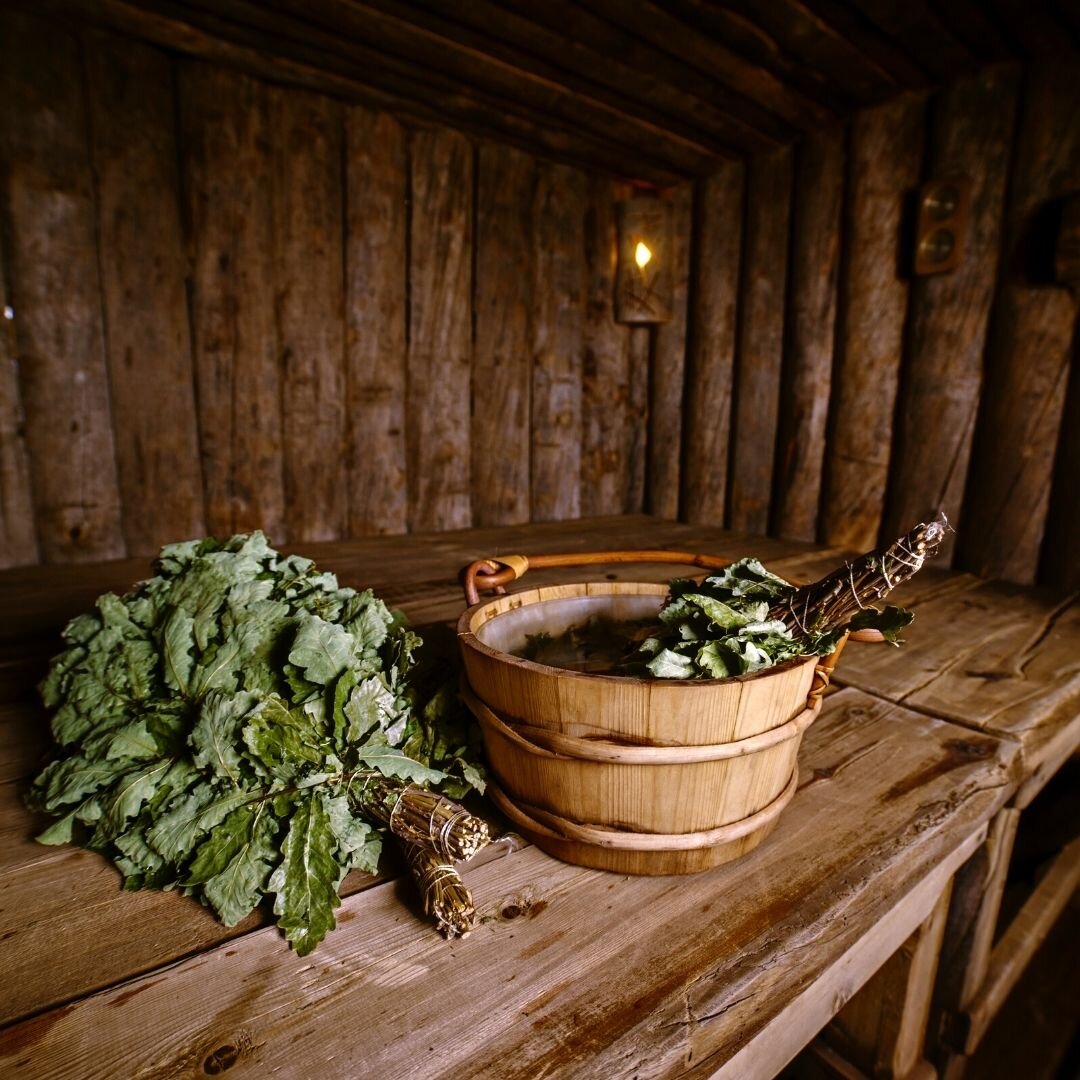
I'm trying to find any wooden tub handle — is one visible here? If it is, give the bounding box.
[463,549,734,605]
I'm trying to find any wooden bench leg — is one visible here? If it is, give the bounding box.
[821,879,954,1079]
[929,807,1020,1080]
[960,836,1080,1055]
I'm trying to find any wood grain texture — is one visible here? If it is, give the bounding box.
[884,67,1020,563]
[821,93,926,551]
[0,10,125,563]
[930,806,1020,1070]
[625,327,650,513]
[647,185,692,520]
[714,0,902,105]
[85,30,206,556]
[0,235,38,568]
[580,0,835,132]
[473,143,534,526]
[407,128,472,532]
[729,148,793,535]
[962,836,1080,1053]
[506,0,792,150]
[827,881,952,1077]
[834,575,1080,776]
[344,107,408,536]
[270,85,347,543]
[49,0,685,184]
[959,64,1080,583]
[271,0,722,176]
[851,0,979,84]
[360,0,745,161]
[790,0,929,89]
[178,62,285,541]
[530,162,584,523]
[658,0,854,117]
[580,176,631,517]
[683,162,745,525]
[773,128,844,542]
[1040,333,1080,590]
[0,686,1014,1079]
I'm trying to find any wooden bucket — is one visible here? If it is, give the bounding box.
[457,551,861,875]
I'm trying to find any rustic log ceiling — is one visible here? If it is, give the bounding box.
[25,0,1080,182]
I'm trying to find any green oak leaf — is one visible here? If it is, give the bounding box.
[324,793,381,875]
[147,783,257,862]
[288,616,355,687]
[243,694,328,781]
[199,806,280,926]
[161,608,196,697]
[343,677,397,744]
[268,792,341,955]
[355,731,446,785]
[190,690,257,786]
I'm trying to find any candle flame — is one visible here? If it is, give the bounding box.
[634,241,653,269]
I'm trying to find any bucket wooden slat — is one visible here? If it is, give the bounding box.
[486,769,799,850]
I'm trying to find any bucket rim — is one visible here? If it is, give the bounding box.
[456,579,817,688]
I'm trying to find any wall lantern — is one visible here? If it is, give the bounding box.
[913,177,971,276]
[615,197,673,323]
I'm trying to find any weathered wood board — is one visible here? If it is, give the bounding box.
[729,147,792,536]
[343,107,408,537]
[179,62,285,542]
[774,128,844,542]
[407,128,473,532]
[683,162,744,525]
[625,326,650,513]
[884,68,1019,563]
[834,577,1080,774]
[85,30,206,557]
[0,235,38,569]
[0,688,1015,1077]
[581,176,631,517]
[0,10,126,563]
[959,64,1080,583]
[270,85,347,543]
[821,92,925,551]
[530,162,585,523]
[473,143,534,526]
[647,185,692,521]
[1040,347,1080,592]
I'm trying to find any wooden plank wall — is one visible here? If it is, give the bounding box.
[682,61,1079,590]
[0,10,691,569]
[0,5,1076,591]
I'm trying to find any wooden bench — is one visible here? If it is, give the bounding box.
[0,516,1071,1079]
[826,558,1080,1079]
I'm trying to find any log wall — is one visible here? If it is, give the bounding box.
[0,8,1076,591]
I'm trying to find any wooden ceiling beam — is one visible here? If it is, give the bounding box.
[255,0,735,169]
[404,0,784,154]
[33,0,686,183]
[792,0,933,87]
[358,0,755,159]
[844,0,982,84]
[984,0,1080,60]
[658,0,860,116]
[502,0,800,145]
[712,0,907,104]
[169,0,718,176]
[926,0,1016,62]
[576,0,838,131]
